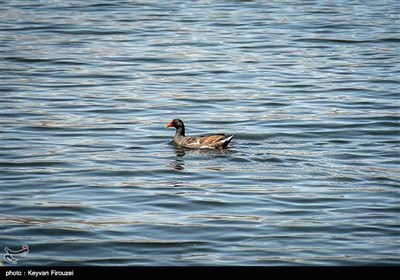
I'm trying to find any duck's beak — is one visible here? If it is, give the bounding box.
[165,121,173,128]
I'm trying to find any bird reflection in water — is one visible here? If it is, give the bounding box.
[169,146,185,170]
[170,158,185,170]
[174,146,186,157]
[169,145,232,171]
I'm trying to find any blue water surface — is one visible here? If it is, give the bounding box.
[1,0,399,265]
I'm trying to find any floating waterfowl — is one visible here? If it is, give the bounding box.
[165,118,234,149]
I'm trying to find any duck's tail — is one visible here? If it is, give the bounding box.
[221,135,234,148]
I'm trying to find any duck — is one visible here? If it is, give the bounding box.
[165,118,234,149]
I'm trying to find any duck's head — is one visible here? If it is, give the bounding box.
[165,118,184,129]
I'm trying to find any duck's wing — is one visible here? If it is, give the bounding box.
[182,134,234,149]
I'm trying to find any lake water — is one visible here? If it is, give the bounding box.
[1,0,399,266]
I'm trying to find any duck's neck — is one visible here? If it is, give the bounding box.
[175,124,185,137]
